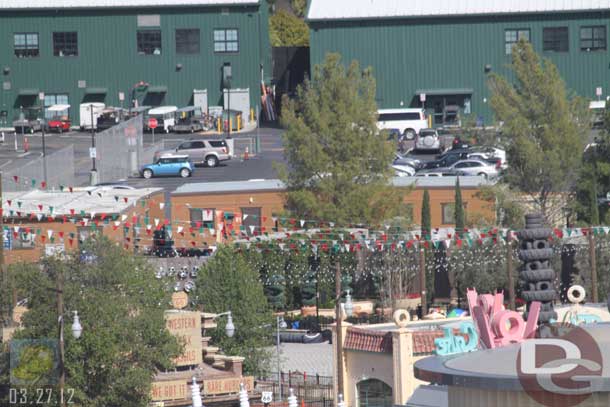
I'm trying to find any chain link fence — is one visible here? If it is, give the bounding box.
[2,145,75,192]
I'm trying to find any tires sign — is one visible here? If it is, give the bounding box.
[148,117,158,129]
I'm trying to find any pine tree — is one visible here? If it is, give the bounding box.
[421,189,431,239]
[590,178,600,225]
[455,177,465,237]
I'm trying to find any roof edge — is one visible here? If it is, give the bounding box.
[1,1,259,11]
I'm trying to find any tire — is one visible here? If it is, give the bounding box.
[205,155,219,168]
[522,289,556,302]
[517,228,552,240]
[520,268,555,282]
[525,214,544,222]
[477,172,488,179]
[58,127,63,134]
[404,129,416,140]
[29,127,34,134]
[523,240,551,250]
[180,168,191,178]
[525,223,544,230]
[190,127,195,133]
[519,248,553,261]
[142,169,153,179]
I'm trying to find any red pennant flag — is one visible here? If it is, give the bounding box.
[132,216,137,224]
[70,209,75,215]
[13,175,18,183]
[58,231,64,238]
[62,215,68,223]
[25,227,31,234]
[125,221,131,229]
[6,200,11,206]
[112,225,119,231]
[69,186,73,193]
[41,235,46,242]
[37,204,43,211]
[262,216,267,222]
[146,229,152,236]
[29,213,35,221]
[68,238,74,247]
[12,232,18,238]
[101,213,107,220]
[164,219,169,225]
[123,197,128,203]
[456,239,462,247]
[124,243,129,250]
[125,237,131,242]
[191,241,196,246]
[48,216,54,222]
[41,181,47,189]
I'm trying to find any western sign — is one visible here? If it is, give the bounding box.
[164,310,203,366]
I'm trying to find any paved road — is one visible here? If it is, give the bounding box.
[268,342,333,376]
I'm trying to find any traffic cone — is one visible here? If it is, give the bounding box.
[244,147,249,160]
[24,137,29,152]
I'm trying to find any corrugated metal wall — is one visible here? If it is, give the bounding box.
[0,5,271,122]
[310,11,610,123]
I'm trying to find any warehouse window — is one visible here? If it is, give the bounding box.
[505,29,530,54]
[543,27,569,52]
[53,32,78,57]
[14,33,39,58]
[581,26,606,51]
[176,29,200,54]
[213,29,239,53]
[137,30,162,55]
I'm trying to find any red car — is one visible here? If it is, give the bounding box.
[46,116,71,133]
[46,104,71,133]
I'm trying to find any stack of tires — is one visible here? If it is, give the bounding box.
[517,213,557,323]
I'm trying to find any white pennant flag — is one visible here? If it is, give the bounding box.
[243,214,249,221]
[167,230,173,238]
[329,222,335,228]
[114,221,120,227]
[339,234,344,241]
[210,228,216,236]
[146,224,152,231]
[13,226,19,233]
[177,226,184,234]
[278,243,285,251]
[159,203,165,210]
[47,230,53,239]
[344,244,350,252]
[36,213,43,221]
[154,218,160,227]
[445,239,452,249]
[90,211,96,220]
[300,220,305,227]
[121,214,127,222]
[249,225,255,234]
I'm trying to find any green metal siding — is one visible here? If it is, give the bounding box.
[0,5,270,123]
[310,11,610,124]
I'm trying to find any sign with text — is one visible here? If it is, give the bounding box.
[151,379,188,401]
[164,311,202,366]
[203,376,254,396]
[171,292,189,309]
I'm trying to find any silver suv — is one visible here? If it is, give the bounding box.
[414,128,443,153]
[156,139,231,167]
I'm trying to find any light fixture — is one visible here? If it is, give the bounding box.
[344,290,354,318]
[184,281,195,293]
[225,311,235,337]
[71,311,83,339]
[176,63,183,71]
[279,316,288,329]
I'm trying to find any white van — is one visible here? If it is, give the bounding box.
[377,108,428,140]
[80,102,105,130]
[146,106,178,133]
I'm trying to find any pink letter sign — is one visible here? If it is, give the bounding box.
[467,288,540,349]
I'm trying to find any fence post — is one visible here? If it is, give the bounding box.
[588,229,598,303]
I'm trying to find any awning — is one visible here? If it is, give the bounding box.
[415,88,473,96]
[85,87,107,94]
[18,88,39,96]
[147,85,167,93]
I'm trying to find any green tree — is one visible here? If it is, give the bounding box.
[589,172,600,225]
[290,0,307,17]
[421,189,431,239]
[280,53,401,226]
[455,178,465,237]
[269,10,310,47]
[488,40,589,221]
[0,238,181,407]
[194,246,272,376]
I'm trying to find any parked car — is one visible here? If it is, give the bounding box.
[140,154,194,179]
[46,104,71,133]
[156,139,231,168]
[415,170,461,177]
[173,106,206,133]
[393,153,421,169]
[467,146,507,169]
[377,108,428,140]
[392,164,416,177]
[12,107,43,134]
[447,159,499,178]
[414,128,443,152]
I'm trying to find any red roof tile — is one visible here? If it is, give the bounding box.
[344,328,393,353]
[412,331,445,355]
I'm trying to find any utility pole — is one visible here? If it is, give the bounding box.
[419,248,427,315]
[334,261,344,398]
[57,267,66,407]
[507,240,515,310]
[589,230,598,303]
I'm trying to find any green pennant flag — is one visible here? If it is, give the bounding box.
[49,206,54,214]
[36,229,41,235]
[59,185,65,191]
[104,219,110,225]
[466,238,473,247]
[50,237,55,243]
[433,241,440,249]
[141,200,146,208]
[17,202,22,208]
[144,216,150,225]
[31,179,36,187]
[80,210,86,216]
[112,214,118,220]
[69,232,75,239]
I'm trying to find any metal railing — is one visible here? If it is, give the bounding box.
[95,115,144,183]
[256,372,334,405]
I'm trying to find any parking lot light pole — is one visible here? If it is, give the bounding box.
[89,104,98,185]
[39,118,47,185]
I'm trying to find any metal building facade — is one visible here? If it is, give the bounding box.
[0,1,270,124]
[308,8,610,124]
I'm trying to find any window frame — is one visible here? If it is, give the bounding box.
[175,28,200,55]
[14,32,39,58]
[43,93,70,120]
[52,31,78,57]
[441,202,468,225]
[213,28,239,54]
[543,27,569,53]
[190,208,215,229]
[137,29,162,56]
[580,25,607,51]
[12,231,35,250]
[504,28,530,55]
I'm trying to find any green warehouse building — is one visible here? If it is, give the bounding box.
[307,0,610,125]
[0,0,270,125]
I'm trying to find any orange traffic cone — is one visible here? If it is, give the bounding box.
[244,147,249,160]
[24,137,29,152]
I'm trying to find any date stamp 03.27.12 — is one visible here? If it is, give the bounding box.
[9,339,75,405]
